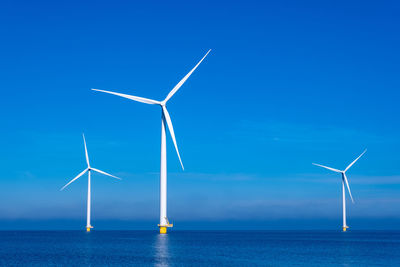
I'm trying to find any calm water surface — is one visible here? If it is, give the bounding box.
[0,230,399,266]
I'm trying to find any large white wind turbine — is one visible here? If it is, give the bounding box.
[313,149,366,232]
[60,134,121,232]
[92,50,211,233]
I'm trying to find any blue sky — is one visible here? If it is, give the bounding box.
[0,0,399,229]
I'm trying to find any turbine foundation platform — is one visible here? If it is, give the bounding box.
[158,224,173,234]
[342,226,349,232]
[86,226,93,232]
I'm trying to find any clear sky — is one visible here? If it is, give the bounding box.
[0,0,399,230]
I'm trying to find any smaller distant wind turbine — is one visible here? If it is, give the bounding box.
[60,134,121,232]
[313,149,366,232]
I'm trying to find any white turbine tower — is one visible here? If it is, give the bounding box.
[60,134,121,232]
[313,149,366,232]
[92,50,211,233]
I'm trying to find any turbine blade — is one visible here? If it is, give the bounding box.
[60,168,88,191]
[162,106,184,170]
[82,134,90,167]
[312,163,341,173]
[92,89,160,105]
[163,49,211,103]
[343,173,354,203]
[91,167,121,180]
[344,149,367,172]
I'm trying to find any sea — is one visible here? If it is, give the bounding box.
[0,230,399,266]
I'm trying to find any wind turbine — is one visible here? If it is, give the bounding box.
[313,149,366,232]
[92,50,211,233]
[60,134,121,232]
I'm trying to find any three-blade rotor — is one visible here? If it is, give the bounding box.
[312,149,367,203]
[60,134,121,191]
[92,49,211,170]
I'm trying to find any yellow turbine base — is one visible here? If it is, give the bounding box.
[342,226,348,232]
[158,223,173,234]
[86,227,91,232]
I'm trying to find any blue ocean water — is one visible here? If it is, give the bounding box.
[0,230,399,266]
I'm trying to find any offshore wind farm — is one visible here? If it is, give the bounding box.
[1,0,400,266]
